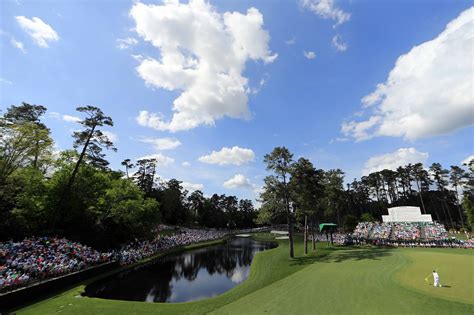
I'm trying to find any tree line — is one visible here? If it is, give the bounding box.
[258,147,474,258]
[0,103,256,249]
[1,103,472,255]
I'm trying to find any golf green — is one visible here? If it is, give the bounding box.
[16,235,474,314]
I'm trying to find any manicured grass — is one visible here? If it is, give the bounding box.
[17,234,474,315]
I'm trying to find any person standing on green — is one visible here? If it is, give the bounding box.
[433,270,441,287]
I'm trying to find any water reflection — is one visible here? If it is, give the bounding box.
[85,238,276,303]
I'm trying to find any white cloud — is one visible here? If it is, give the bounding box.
[62,114,81,123]
[130,1,277,132]
[342,7,474,141]
[300,0,351,27]
[102,131,118,142]
[49,112,81,123]
[182,161,191,167]
[15,16,59,48]
[139,137,181,150]
[303,50,316,59]
[462,155,474,166]
[10,38,26,53]
[137,153,174,166]
[223,174,253,189]
[332,34,347,51]
[117,37,138,50]
[341,116,381,142]
[182,181,204,191]
[362,147,429,176]
[198,146,255,166]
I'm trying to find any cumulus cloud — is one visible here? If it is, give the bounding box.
[223,174,253,189]
[62,114,81,123]
[300,0,351,27]
[303,50,316,59]
[15,16,59,47]
[182,181,204,191]
[332,34,347,51]
[117,37,138,49]
[137,153,174,166]
[362,147,429,176]
[342,7,474,141]
[49,112,81,123]
[130,0,277,132]
[198,146,255,166]
[139,137,181,150]
[182,161,191,167]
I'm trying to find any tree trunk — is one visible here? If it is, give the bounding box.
[442,199,454,229]
[282,172,294,259]
[60,126,96,211]
[430,198,440,222]
[415,180,426,214]
[454,186,464,228]
[287,210,294,258]
[33,137,39,170]
[304,215,308,255]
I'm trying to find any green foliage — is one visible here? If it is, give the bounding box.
[463,196,474,230]
[0,117,53,184]
[290,158,323,222]
[9,168,49,234]
[361,212,375,222]
[342,214,358,232]
[94,178,160,244]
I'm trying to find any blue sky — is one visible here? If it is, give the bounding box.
[1,0,473,203]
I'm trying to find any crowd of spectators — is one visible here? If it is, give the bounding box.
[311,233,349,245]
[354,238,474,249]
[391,222,421,240]
[352,222,375,238]
[117,228,226,265]
[349,221,474,249]
[0,228,228,292]
[0,237,112,292]
[353,221,446,241]
[424,222,448,240]
[370,222,392,240]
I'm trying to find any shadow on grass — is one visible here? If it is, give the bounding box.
[290,247,394,266]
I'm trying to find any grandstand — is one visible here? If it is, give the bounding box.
[353,206,448,241]
[382,206,432,223]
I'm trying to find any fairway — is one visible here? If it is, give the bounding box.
[17,235,474,315]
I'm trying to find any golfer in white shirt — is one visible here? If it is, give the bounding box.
[432,270,441,287]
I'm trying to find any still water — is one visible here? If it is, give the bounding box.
[84,238,276,303]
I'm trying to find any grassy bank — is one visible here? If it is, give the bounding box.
[17,234,474,314]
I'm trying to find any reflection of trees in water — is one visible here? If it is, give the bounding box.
[86,239,276,302]
[171,239,275,282]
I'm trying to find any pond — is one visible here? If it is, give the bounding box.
[84,238,277,303]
